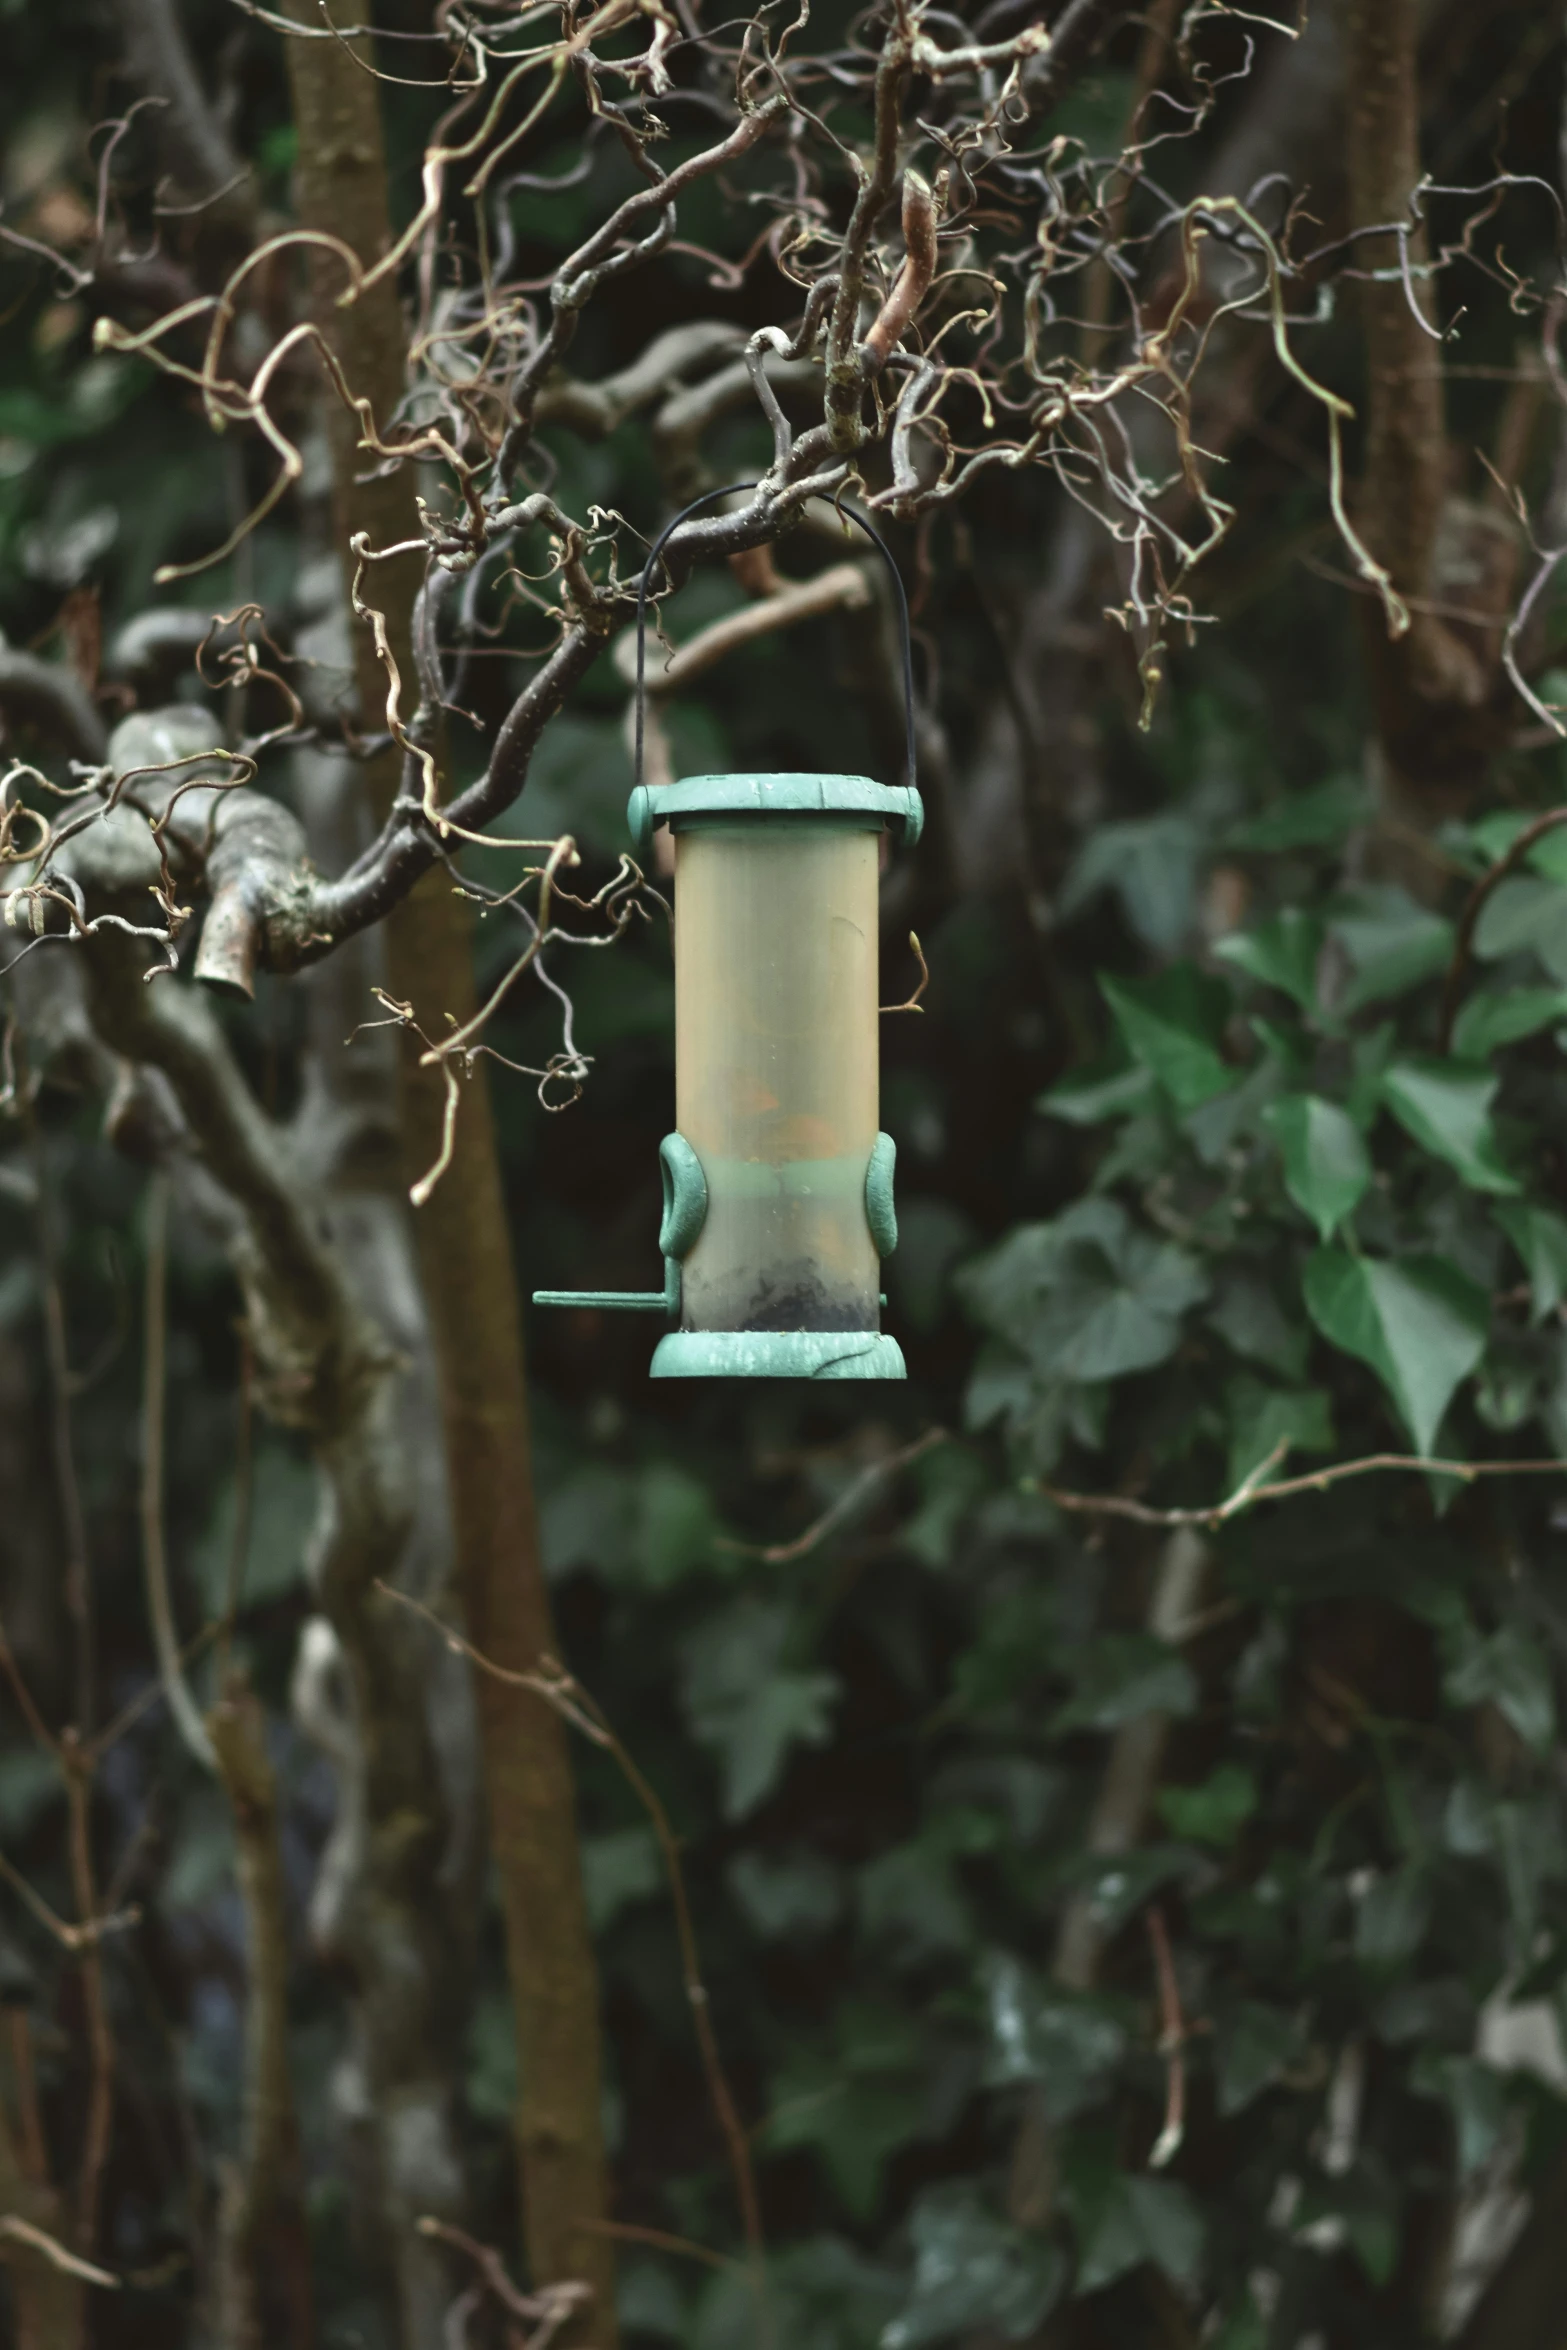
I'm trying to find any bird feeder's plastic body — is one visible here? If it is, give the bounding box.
[677,815,878,1335]
[534,773,920,1379]
[531,479,922,1378]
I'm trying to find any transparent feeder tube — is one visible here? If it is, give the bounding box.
[674,822,880,1333]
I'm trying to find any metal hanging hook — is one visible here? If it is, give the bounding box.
[633,482,918,800]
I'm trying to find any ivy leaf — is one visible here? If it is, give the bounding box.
[1444,1621,1556,1756]
[766,2006,926,2219]
[1225,1375,1334,1490]
[859,1840,975,1959]
[1452,986,1567,1061]
[1354,1868,1432,1973]
[1250,1014,1312,1081]
[1059,814,1202,953]
[1331,888,1453,1012]
[980,1953,1126,2119]
[963,1342,1034,1434]
[1053,1633,1198,1733]
[1208,1271,1309,1380]
[540,1464,633,1578]
[765,2063,924,2220]
[1526,820,1567,882]
[635,1463,720,1588]
[1473,876,1567,981]
[1030,1225,1209,1382]
[1346,1023,1396,1130]
[1293,2176,1400,2287]
[1380,1060,1520,1194]
[1493,1202,1567,1322]
[680,1600,839,1819]
[1414,2055,1512,2180]
[1210,2293,1270,2350]
[728,1850,844,1942]
[1263,1095,1372,1239]
[1074,2175,1205,2295]
[1100,966,1234,1109]
[580,1828,661,1934]
[1303,1250,1489,1454]
[1038,1054,1158,1127]
[1158,1763,1258,1851]
[1224,778,1367,852]
[1215,909,1324,1011]
[963,1199,1208,1383]
[1214,2000,1302,2115]
[882,2192,1068,2348]
[1464,811,1536,866]
[699,2242,901,2350]
[1071,1846,1192,1935]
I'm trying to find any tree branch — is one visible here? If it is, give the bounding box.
[0,647,108,765]
[114,0,248,209]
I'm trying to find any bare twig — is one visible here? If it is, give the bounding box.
[62,1737,115,2256]
[1012,1528,1209,2229]
[217,1332,254,1677]
[716,1428,947,1564]
[0,1849,139,1955]
[617,560,873,696]
[1145,1907,1188,2170]
[880,932,929,1016]
[0,2217,119,2290]
[24,1098,95,1736]
[1037,1451,1567,1530]
[382,1584,769,2297]
[140,1173,216,1769]
[417,2217,591,2336]
[580,2218,746,2276]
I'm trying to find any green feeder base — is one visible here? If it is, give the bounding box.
[651,1330,907,1381]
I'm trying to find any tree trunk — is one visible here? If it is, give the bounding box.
[280,9,615,2334]
[207,1677,315,2350]
[1342,0,1501,822]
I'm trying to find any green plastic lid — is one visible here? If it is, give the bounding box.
[627,772,923,862]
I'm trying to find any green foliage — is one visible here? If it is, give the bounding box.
[1157,1763,1257,1851]
[938,726,1567,2341]
[7,18,1567,2350]
[1262,1094,1370,1239]
[680,1598,840,1818]
[1494,1201,1567,1320]
[1379,1058,1519,1193]
[1053,1634,1197,1733]
[1070,2171,1204,2295]
[1100,965,1234,1107]
[980,1956,1127,2117]
[882,2191,1068,2346]
[960,1200,1208,1388]
[1302,1249,1488,1455]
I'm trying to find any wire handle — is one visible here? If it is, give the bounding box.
[634,482,917,800]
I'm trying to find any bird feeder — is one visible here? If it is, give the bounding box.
[534,489,921,1379]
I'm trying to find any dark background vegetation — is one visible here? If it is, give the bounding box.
[7,3,1567,2347]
